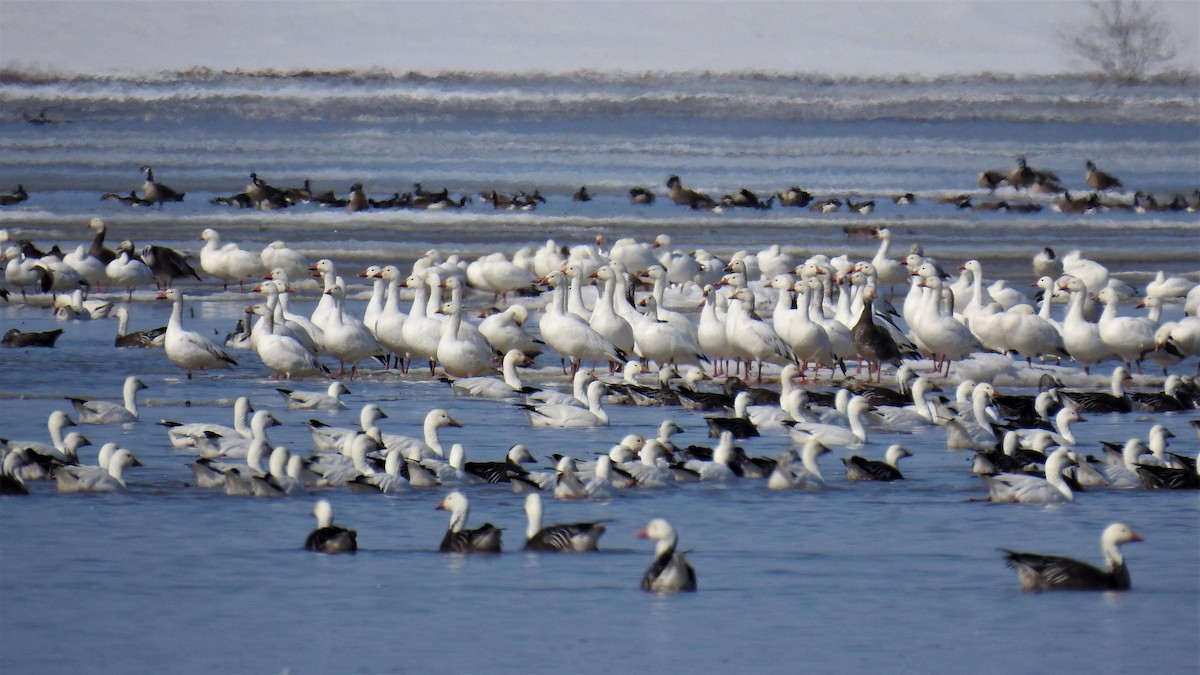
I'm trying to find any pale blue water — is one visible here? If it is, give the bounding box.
[0,72,1198,674]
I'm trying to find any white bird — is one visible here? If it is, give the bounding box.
[104,251,154,299]
[521,380,610,428]
[379,408,463,459]
[251,289,329,379]
[1144,270,1193,300]
[307,403,386,453]
[447,349,536,400]
[726,286,797,381]
[259,240,309,283]
[1057,275,1111,374]
[522,492,606,551]
[637,518,697,592]
[276,382,349,410]
[159,288,238,378]
[1095,286,1156,372]
[787,395,871,449]
[538,270,625,373]
[437,296,499,377]
[981,446,1075,504]
[161,396,254,448]
[197,228,264,291]
[767,438,831,490]
[477,304,543,359]
[321,285,382,378]
[56,448,141,493]
[66,375,147,424]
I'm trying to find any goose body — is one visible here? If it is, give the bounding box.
[56,448,140,493]
[67,375,147,424]
[638,518,697,592]
[521,380,609,428]
[523,493,606,551]
[160,289,237,377]
[304,499,357,553]
[436,491,502,553]
[1002,523,1141,591]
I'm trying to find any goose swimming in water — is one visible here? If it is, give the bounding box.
[304,499,357,553]
[637,518,697,592]
[523,493,606,551]
[843,444,912,481]
[277,382,350,410]
[66,375,147,424]
[1001,523,1142,592]
[55,448,141,493]
[436,491,502,553]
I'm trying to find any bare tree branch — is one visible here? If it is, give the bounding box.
[1060,0,1180,84]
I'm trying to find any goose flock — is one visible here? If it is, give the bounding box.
[2,215,1199,596]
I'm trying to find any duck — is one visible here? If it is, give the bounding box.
[303,500,357,553]
[520,380,610,428]
[637,518,697,592]
[277,382,350,410]
[1002,523,1142,592]
[981,446,1075,504]
[113,306,166,348]
[55,448,141,493]
[140,165,185,205]
[436,491,502,553]
[842,444,912,481]
[523,492,606,551]
[159,288,238,378]
[66,375,147,424]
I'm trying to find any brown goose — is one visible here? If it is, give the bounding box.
[851,286,903,382]
[139,165,185,205]
[0,184,29,206]
[2,328,64,348]
[1085,160,1122,191]
[1001,523,1142,592]
[665,175,715,208]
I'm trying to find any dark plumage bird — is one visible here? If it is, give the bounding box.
[572,185,592,202]
[0,184,29,206]
[101,191,152,207]
[851,287,903,382]
[628,186,655,204]
[2,328,64,348]
[977,170,1005,192]
[666,174,715,209]
[774,186,813,207]
[463,444,537,483]
[140,165,185,205]
[1136,453,1199,490]
[1001,523,1142,592]
[138,243,203,289]
[843,444,912,481]
[523,493,606,552]
[638,518,697,593]
[346,183,369,212]
[303,499,357,553]
[1085,160,1122,192]
[436,491,502,553]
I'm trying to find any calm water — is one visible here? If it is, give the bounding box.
[1,72,1198,674]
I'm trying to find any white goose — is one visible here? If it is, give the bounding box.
[307,403,387,453]
[259,240,309,282]
[67,375,147,424]
[982,446,1075,504]
[522,380,610,428]
[1057,275,1111,374]
[787,394,871,449]
[631,295,707,368]
[537,270,625,373]
[637,518,697,592]
[369,265,408,369]
[104,251,154,299]
[912,276,981,377]
[726,287,797,381]
[379,408,463,459]
[198,228,264,291]
[277,382,349,410]
[56,448,141,493]
[159,288,238,378]
[1095,286,1156,372]
[162,396,254,448]
[321,285,382,378]
[767,437,832,490]
[251,287,328,379]
[588,265,636,360]
[478,304,543,359]
[448,349,535,399]
[437,297,499,377]
[400,272,443,376]
[697,284,734,375]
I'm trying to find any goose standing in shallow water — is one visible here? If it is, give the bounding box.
[67,375,147,424]
[637,518,697,592]
[159,288,238,378]
[1002,523,1142,591]
[304,499,357,553]
[436,491,502,553]
[523,493,606,551]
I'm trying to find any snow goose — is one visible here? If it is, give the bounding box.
[251,290,329,379]
[637,518,697,592]
[843,444,911,481]
[913,276,981,377]
[359,265,387,332]
[379,408,462,459]
[527,369,594,407]
[850,285,904,382]
[1002,523,1142,591]
[522,380,610,428]
[309,433,380,486]
[277,382,349,410]
[259,241,309,284]
[437,296,499,377]
[447,349,536,400]
[726,287,797,381]
[67,375,147,424]
[1002,302,1067,366]
[62,243,107,288]
[585,456,621,498]
[869,227,908,294]
[400,272,443,375]
[463,443,538,484]
[159,288,237,378]
[621,440,674,488]
[697,284,734,375]
[1,449,33,495]
[786,395,871,449]
[1032,247,1063,279]
[1060,250,1109,293]
[1058,366,1132,413]
[1057,275,1111,374]
[367,265,408,369]
[195,410,281,459]
[161,396,254,449]
[321,285,382,378]
[350,449,409,494]
[477,304,543,359]
[104,251,154,299]
[588,265,636,363]
[113,305,165,348]
[1137,450,1200,490]
[981,446,1075,504]
[436,491,502,553]
[198,228,263,291]
[704,391,758,439]
[632,295,707,369]
[56,448,141,493]
[1095,286,1156,373]
[538,270,625,373]
[1144,270,1193,301]
[304,500,357,553]
[468,251,539,301]
[767,437,831,490]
